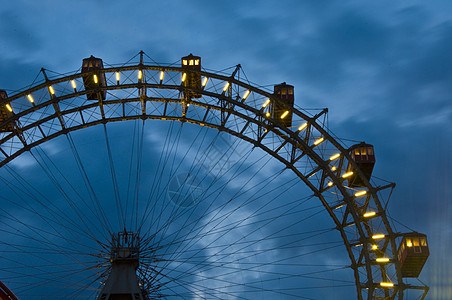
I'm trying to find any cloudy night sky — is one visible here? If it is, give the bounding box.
[0,0,451,299]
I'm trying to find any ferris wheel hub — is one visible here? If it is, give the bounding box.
[97,231,146,299]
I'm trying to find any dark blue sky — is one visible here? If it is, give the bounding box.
[0,1,450,299]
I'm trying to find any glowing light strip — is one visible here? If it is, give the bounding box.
[160,71,164,81]
[116,72,120,82]
[298,122,308,131]
[314,137,324,146]
[93,75,98,84]
[372,234,385,240]
[363,211,376,218]
[27,94,34,103]
[376,258,390,263]
[355,191,367,197]
[49,86,55,95]
[334,203,345,210]
[281,111,289,119]
[330,153,340,160]
[5,104,12,112]
[262,99,270,108]
[182,73,186,82]
[202,77,208,87]
[380,282,394,287]
[223,82,230,92]
[342,171,353,178]
[242,90,250,100]
[138,70,143,80]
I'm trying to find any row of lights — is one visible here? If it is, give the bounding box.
[6,72,291,114]
[16,70,161,109]
[0,75,397,269]
[2,72,222,114]
[328,149,391,276]
[372,232,392,275]
[5,88,43,112]
[293,124,362,216]
[3,77,394,284]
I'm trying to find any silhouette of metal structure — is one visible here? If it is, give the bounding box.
[98,231,147,300]
[0,52,429,299]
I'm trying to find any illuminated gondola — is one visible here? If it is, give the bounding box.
[0,279,19,300]
[81,56,107,101]
[398,232,429,277]
[181,53,202,99]
[346,142,375,187]
[272,82,294,128]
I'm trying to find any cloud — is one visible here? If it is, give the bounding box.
[0,10,41,61]
[0,58,43,91]
[0,1,450,298]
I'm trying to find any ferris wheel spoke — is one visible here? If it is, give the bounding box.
[149,125,206,239]
[151,185,341,293]
[138,261,214,299]
[1,254,100,292]
[139,121,182,232]
[154,147,263,273]
[150,229,336,261]
[153,191,312,258]
[0,220,104,270]
[151,268,250,300]
[30,141,110,241]
[128,119,146,231]
[1,159,103,244]
[148,131,247,260]
[0,212,105,260]
[154,262,319,299]
[0,179,108,262]
[163,162,293,265]
[102,123,125,230]
[15,265,100,299]
[0,192,93,251]
[138,124,226,249]
[190,260,352,289]
[166,207,331,285]
[65,133,113,238]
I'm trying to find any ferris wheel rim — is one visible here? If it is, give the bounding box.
[0,55,410,299]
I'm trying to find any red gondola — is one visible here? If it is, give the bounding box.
[181,54,202,99]
[346,142,375,187]
[81,56,107,101]
[0,280,19,300]
[398,232,429,277]
[272,82,294,128]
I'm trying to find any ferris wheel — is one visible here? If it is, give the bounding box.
[0,51,429,299]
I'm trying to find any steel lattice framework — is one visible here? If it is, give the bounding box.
[0,52,428,299]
